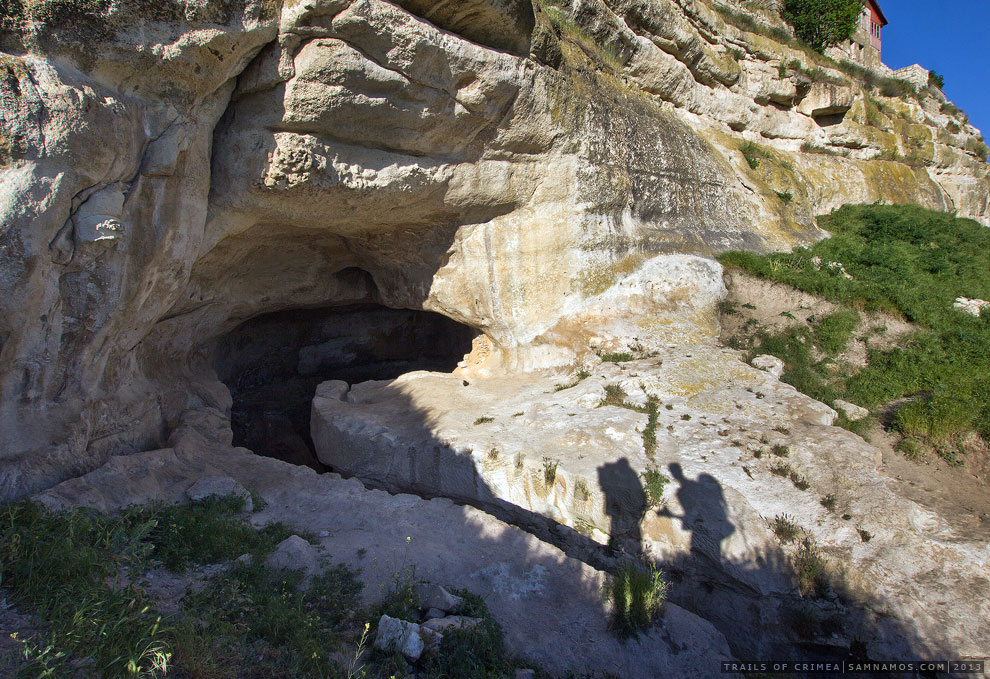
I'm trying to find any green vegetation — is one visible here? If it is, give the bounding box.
[928,70,945,90]
[179,561,361,678]
[820,494,837,511]
[740,140,771,169]
[768,514,800,543]
[603,563,667,638]
[420,590,506,679]
[641,395,660,457]
[966,137,989,162]
[598,351,635,363]
[554,369,591,391]
[474,416,495,425]
[770,462,793,478]
[542,457,559,486]
[782,0,865,52]
[776,190,793,204]
[794,537,828,596]
[789,472,810,491]
[721,205,990,456]
[535,0,622,71]
[601,384,628,407]
[640,467,670,509]
[0,497,360,678]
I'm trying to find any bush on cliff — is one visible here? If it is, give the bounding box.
[782,0,865,52]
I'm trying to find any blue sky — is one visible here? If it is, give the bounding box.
[879,0,989,141]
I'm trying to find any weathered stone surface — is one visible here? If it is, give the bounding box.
[954,297,990,318]
[33,435,735,676]
[751,354,785,378]
[312,344,988,662]
[185,476,252,511]
[2,0,988,500]
[419,615,482,634]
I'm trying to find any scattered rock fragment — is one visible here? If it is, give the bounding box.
[375,615,425,662]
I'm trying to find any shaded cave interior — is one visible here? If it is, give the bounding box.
[212,303,477,470]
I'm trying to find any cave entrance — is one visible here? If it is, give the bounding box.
[213,305,477,470]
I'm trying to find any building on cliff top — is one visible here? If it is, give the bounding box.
[833,0,888,70]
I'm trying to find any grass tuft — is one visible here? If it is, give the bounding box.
[604,563,667,638]
[768,514,801,544]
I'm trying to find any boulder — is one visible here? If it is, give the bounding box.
[264,535,319,581]
[833,400,869,422]
[375,615,425,662]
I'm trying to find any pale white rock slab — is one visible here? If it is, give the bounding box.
[833,400,869,421]
[751,354,785,378]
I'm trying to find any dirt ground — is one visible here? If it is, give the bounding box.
[720,270,990,541]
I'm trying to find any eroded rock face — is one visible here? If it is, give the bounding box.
[0,0,988,517]
[311,345,990,662]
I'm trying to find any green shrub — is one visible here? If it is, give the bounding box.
[966,137,989,162]
[928,70,945,90]
[642,394,660,457]
[768,514,800,543]
[941,101,962,118]
[474,416,494,425]
[770,461,793,477]
[794,537,828,596]
[542,456,559,486]
[814,309,860,355]
[790,471,811,490]
[422,590,506,679]
[601,383,628,407]
[776,190,794,204]
[604,563,667,637]
[599,351,635,362]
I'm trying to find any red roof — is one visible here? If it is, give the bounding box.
[869,0,888,27]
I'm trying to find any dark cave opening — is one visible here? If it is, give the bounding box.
[213,304,477,470]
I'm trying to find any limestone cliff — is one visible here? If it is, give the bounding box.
[3,0,989,670]
[0,0,987,501]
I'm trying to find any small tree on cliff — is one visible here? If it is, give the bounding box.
[782,0,865,52]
